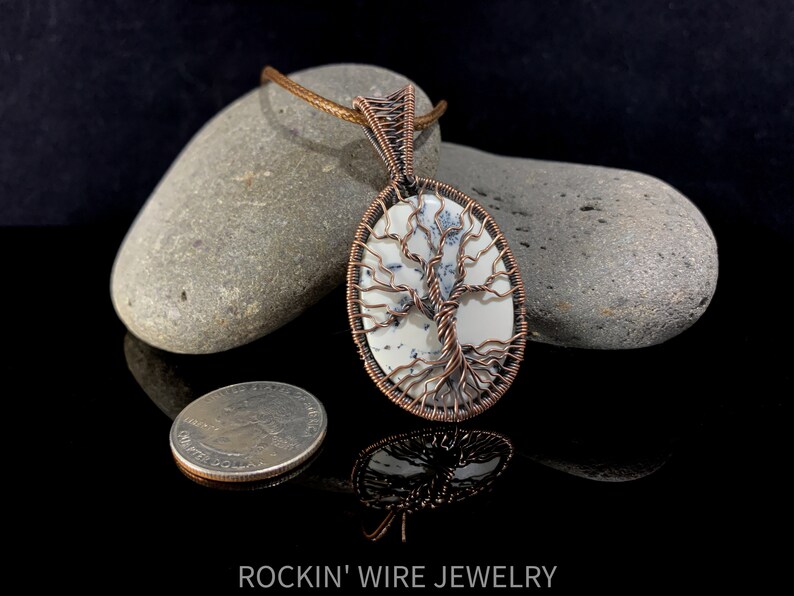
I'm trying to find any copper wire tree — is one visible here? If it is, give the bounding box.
[347,183,527,421]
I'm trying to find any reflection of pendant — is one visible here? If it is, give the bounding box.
[347,85,527,422]
[353,427,514,541]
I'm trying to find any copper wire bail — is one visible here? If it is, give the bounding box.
[353,85,418,193]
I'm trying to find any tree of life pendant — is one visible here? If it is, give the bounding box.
[347,85,527,422]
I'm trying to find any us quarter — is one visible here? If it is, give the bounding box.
[169,381,327,483]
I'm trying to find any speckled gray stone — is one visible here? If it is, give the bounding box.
[112,64,441,354]
[438,143,718,349]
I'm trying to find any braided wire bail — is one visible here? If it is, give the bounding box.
[353,85,416,190]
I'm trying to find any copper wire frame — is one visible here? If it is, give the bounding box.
[346,84,527,422]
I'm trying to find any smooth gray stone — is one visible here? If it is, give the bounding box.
[438,143,718,349]
[111,64,441,354]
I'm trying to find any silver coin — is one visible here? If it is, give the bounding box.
[169,381,327,483]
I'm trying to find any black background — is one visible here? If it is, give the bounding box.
[3,1,790,592]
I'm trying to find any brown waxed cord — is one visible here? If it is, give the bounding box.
[261,66,447,130]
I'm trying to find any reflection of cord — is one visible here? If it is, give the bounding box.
[363,510,409,543]
[261,66,447,130]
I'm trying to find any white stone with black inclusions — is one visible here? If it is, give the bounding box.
[358,192,515,406]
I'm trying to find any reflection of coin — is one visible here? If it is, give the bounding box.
[170,381,327,483]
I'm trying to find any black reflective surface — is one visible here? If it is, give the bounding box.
[13,226,788,592]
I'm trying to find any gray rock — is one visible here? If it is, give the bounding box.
[111,64,441,354]
[438,143,718,349]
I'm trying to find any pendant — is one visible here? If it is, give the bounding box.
[347,85,527,421]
